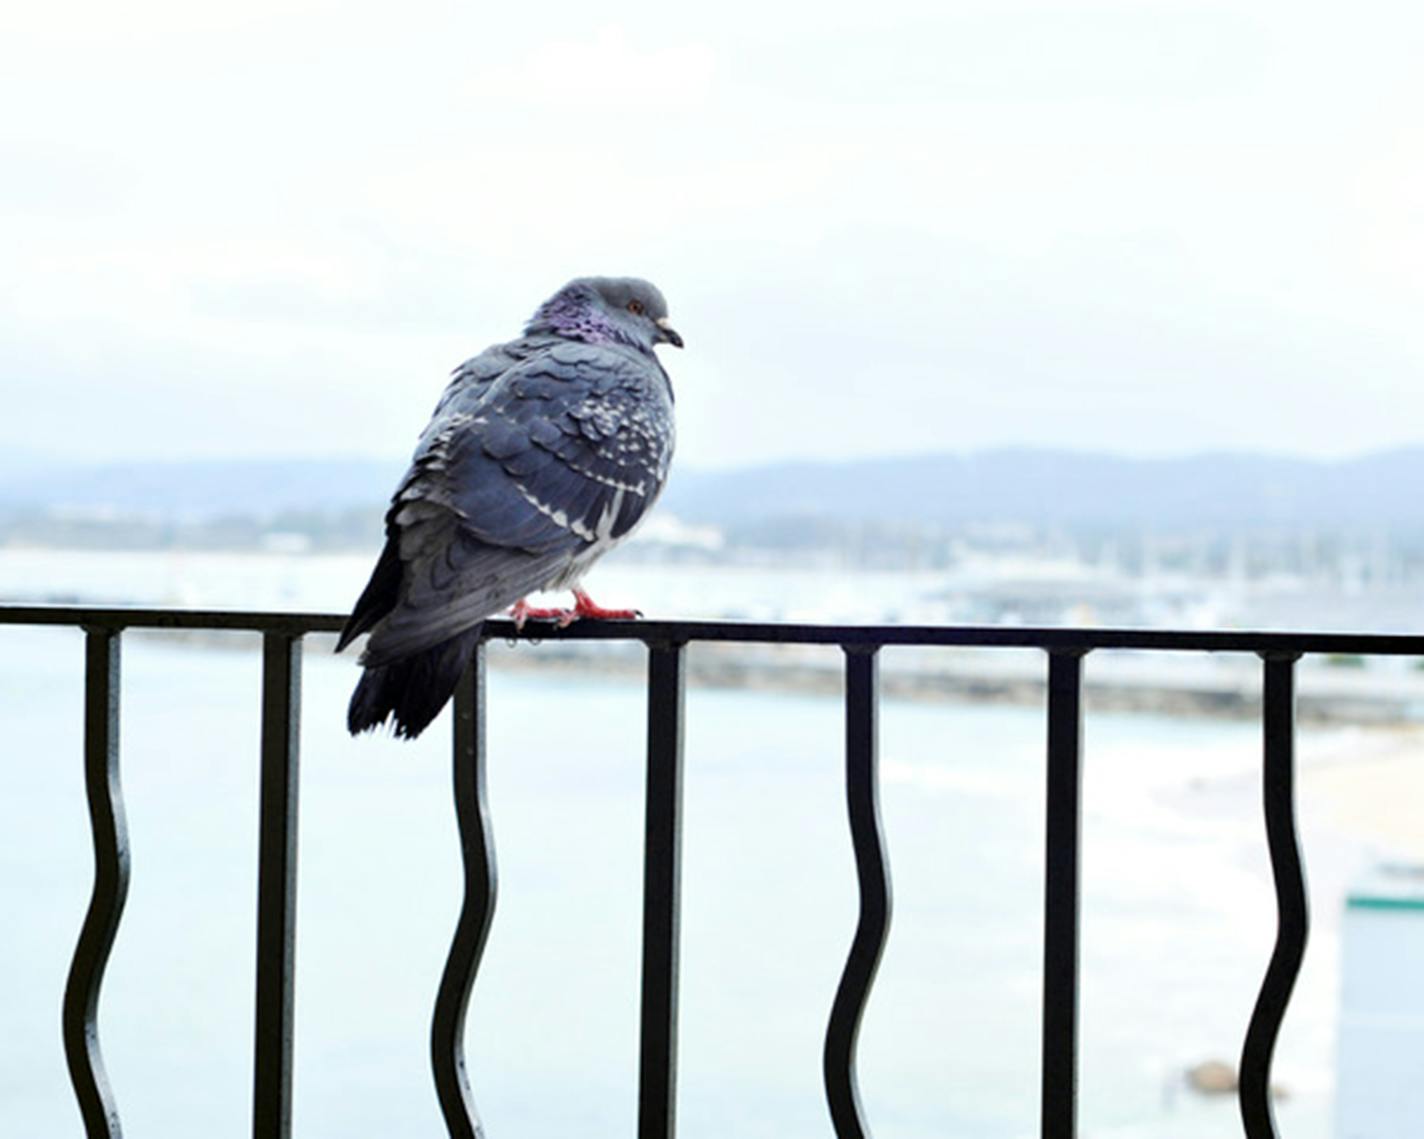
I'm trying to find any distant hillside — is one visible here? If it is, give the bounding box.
[0,457,404,518]
[660,447,1424,530]
[1,447,1421,531]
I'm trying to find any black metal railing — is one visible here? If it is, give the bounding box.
[5,604,1424,1139]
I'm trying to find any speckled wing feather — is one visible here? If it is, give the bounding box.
[352,338,674,666]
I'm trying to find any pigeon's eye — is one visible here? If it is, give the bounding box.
[626,299,646,316]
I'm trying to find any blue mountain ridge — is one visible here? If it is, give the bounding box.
[0,447,1419,529]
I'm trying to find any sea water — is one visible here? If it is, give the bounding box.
[0,550,1387,1136]
[0,627,1368,1138]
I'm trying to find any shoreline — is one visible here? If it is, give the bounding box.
[1303,732,1424,862]
[481,640,1424,727]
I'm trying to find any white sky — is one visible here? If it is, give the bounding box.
[2,0,1422,470]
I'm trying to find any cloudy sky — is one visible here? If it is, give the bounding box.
[2,0,1421,471]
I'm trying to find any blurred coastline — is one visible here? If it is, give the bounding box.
[5,539,1424,723]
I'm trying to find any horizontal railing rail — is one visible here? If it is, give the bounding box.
[5,603,1424,654]
[4,602,1417,1139]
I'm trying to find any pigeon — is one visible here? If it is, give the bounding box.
[336,276,682,738]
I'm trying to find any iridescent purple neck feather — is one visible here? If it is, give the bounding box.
[526,286,650,352]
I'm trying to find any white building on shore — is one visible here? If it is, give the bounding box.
[1335,863,1424,1137]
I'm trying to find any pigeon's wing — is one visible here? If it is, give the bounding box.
[429,332,562,418]
[335,338,544,653]
[440,343,673,548]
[358,341,674,665]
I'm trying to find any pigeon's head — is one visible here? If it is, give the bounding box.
[528,276,684,353]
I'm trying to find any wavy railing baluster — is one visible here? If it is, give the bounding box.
[1239,653,1308,1138]
[253,632,303,1139]
[824,645,891,1139]
[639,642,687,1139]
[1041,650,1085,1139]
[62,627,128,1138]
[432,643,496,1139]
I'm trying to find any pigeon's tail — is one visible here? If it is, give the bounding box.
[347,625,483,739]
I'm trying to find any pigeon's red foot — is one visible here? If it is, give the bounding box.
[509,590,641,631]
[569,588,642,624]
[509,598,568,630]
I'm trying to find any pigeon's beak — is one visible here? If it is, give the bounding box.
[655,317,684,349]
